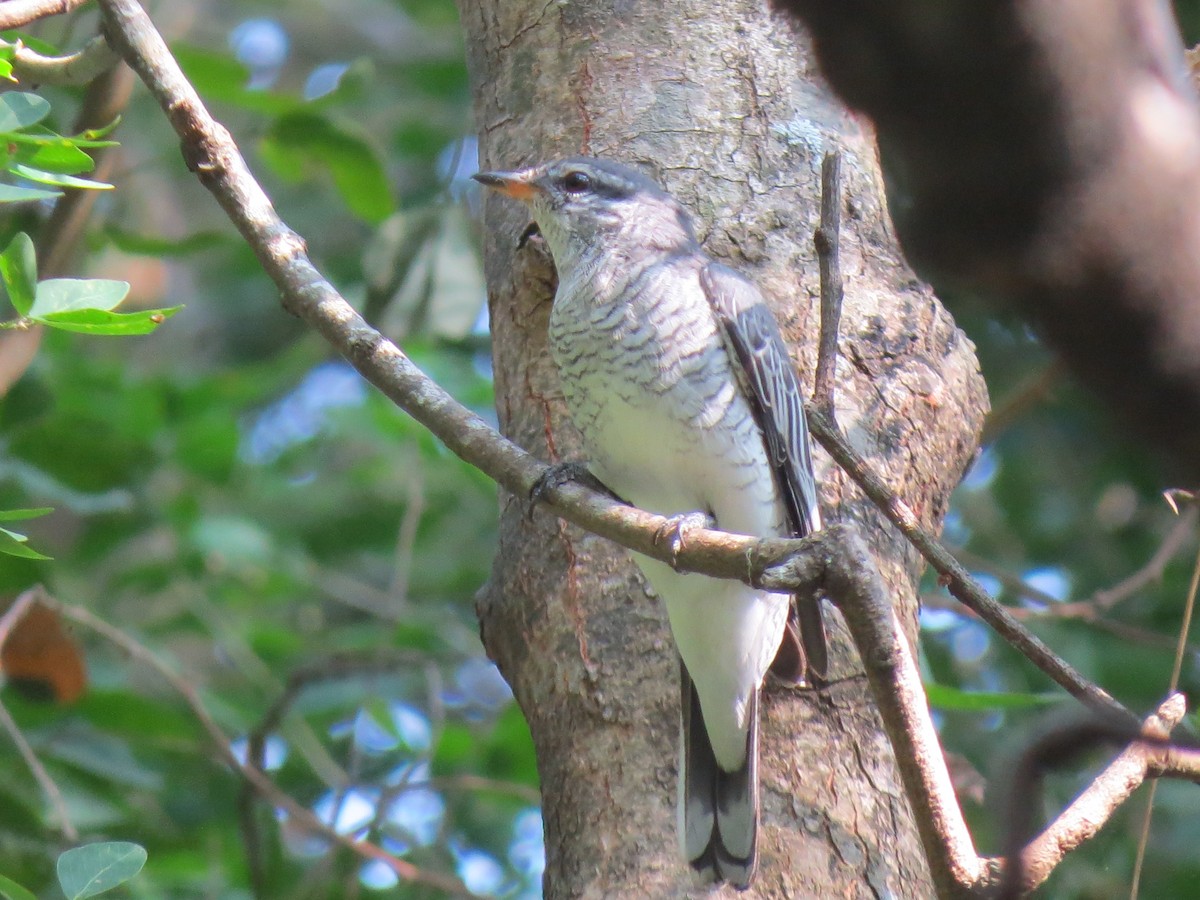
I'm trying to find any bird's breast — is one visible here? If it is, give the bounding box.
[547,262,784,537]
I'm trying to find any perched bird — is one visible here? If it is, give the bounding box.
[475,157,825,889]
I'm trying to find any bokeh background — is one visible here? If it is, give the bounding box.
[3,1,1200,896]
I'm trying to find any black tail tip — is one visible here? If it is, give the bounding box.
[690,846,756,891]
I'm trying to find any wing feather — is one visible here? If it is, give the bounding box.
[701,262,827,677]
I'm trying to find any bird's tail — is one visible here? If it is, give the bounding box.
[679,660,758,890]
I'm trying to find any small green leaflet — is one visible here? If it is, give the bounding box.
[0,507,53,522]
[29,278,130,316]
[56,842,147,900]
[0,507,52,559]
[0,183,61,202]
[0,234,180,334]
[0,92,50,132]
[0,232,36,315]
[0,526,51,560]
[33,305,183,336]
[7,163,112,190]
[925,682,1063,712]
[0,872,37,900]
[10,136,95,176]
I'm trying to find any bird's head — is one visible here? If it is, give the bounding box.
[473,157,699,271]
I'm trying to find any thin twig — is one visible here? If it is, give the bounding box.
[388,466,425,609]
[812,150,843,418]
[807,408,1136,726]
[33,590,480,898]
[0,589,37,651]
[1003,695,1187,897]
[924,589,1185,652]
[1131,534,1200,899]
[979,359,1066,444]
[239,647,436,894]
[0,0,90,30]
[0,694,79,841]
[0,587,78,842]
[952,505,1199,622]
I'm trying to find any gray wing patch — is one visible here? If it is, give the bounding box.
[700,263,821,537]
[701,262,828,679]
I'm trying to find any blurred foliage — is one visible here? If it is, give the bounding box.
[0,1,535,897]
[0,0,1197,898]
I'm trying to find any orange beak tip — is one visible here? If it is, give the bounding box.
[473,171,537,201]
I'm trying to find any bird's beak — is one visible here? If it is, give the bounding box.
[472,169,541,202]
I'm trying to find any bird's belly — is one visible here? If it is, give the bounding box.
[566,376,784,538]
[583,396,705,514]
[639,556,789,770]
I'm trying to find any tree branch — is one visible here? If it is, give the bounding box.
[0,0,90,30]
[4,34,119,85]
[822,527,989,897]
[999,694,1189,897]
[826,543,1198,900]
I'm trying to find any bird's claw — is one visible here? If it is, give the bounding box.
[653,511,715,570]
[528,462,624,521]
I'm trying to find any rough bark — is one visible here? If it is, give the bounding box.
[458,1,989,896]
[776,0,1200,481]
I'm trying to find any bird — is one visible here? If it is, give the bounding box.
[474,157,825,889]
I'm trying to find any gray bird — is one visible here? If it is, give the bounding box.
[475,157,825,889]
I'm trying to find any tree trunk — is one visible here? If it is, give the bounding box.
[458,1,989,896]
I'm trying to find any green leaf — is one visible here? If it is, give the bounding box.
[924,682,1063,712]
[260,112,394,224]
[0,59,14,82]
[1,32,58,57]
[103,226,229,257]
[6,164,112,190]
[11,137,94,175]
[0,183,61,203]
[0,507,52,522]
[32,305,181,336]
[0,526,50,560]
[0,232,37,316]
[29,278,130,316]
[56,842,147,899]
[0,872,38,900]
[0,92,50,132]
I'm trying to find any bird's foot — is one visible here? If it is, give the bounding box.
[528,462,624,520]
[653,511,715,571]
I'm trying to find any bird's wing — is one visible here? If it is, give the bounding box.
[701,261,827,679]
[701,262,821,537]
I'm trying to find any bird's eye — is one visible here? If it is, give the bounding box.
[562,171,591,193]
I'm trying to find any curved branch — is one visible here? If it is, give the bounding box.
[0,0,89,30]
[4,34,119,85]
[1000,694,1189,896]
